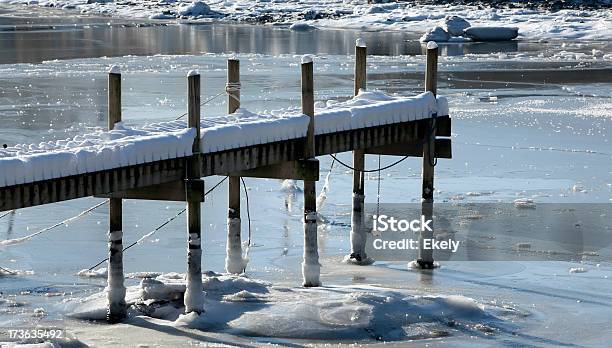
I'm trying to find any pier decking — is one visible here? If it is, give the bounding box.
[0,41,451,322]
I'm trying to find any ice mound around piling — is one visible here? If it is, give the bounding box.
[63,272,518,342]
[0,91,447,187]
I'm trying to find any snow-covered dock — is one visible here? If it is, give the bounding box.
[0,91,447,187]
[0,41,452,323]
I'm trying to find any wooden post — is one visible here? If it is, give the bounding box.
[417,42,438,269]
[184,71,204,314]
[106,65,126,323]
[347,39,371,265]
[301,56,320,287]
[226,59,246,274]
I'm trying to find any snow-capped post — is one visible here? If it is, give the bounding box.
[417,41,438,269]
[354,38,366,96]
[184,70,204,314]
[226,58,246,274]
[106,65,127,323]
[347,38,371,265]
[300,55,320,287]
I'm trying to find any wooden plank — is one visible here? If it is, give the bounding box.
[0,117,450,212]
[301,58,320,287]
[364,138,451,158]
[301,61,315,159]
[226,59,244,274]
[418,42,438,269]
[435,115,451,137]
[349,41,368,263]
[184,71,204,314]
[107,67,126,323]
[94,180,202,202]
[230,159,319,181]
[354,44,366,95]
[0,158,186,212]
[422,43,438,203]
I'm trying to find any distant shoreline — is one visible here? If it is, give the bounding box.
[410,0,612,11]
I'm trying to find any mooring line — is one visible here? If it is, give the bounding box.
[86,176,229,272]
[330,153,410,173]
[0,265,15,275]
[457,141,612,157]
[0,200,108,247]
[329,114,439,173]
[175,82,242,121]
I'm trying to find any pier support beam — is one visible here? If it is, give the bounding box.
[347,39,372,265]
[301,57,321,287]
[225,58,247,275]
[184,71,204,314]
[106,66,127,323]
[417,43,439,269]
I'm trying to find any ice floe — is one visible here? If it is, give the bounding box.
[2,1,609,41]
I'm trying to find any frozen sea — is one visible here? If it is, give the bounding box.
[0,7,611,348]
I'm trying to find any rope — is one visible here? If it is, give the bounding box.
[428,114,438,167]
[0,210,14,220]
[457,141,612,157]
[225,82,241,104]
[240,177,252,273]
[0,265,15,275]
[329,113,439,173]
[330,153,410,173]
[175,82,242,120]
[86,176,228,271]
[175,91,225,120]
[1,200,108,247]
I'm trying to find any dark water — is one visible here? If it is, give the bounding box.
[0,7,572,64]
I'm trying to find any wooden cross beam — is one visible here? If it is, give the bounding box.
[364,138,452,158]
[228,159,319,181]
[95,179,205,202]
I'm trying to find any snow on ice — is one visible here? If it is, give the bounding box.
[63,271,519,342]
[0,91,447,187]
[0,1,609,41]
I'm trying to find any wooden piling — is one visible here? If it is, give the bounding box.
[106,66,126,323]
[348,40,370,264]
[226,59,245,274]
[417,43,438,269]
[301,58,320,287]
[184,71,204,313]
[354,43,366,96]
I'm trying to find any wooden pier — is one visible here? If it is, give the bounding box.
[0,41,451,322]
